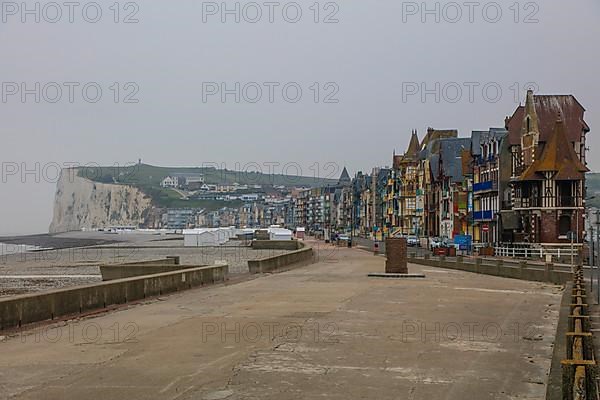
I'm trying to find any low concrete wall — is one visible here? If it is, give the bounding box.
[251,240,302,251]
[407,255,571,285]
[119,256,180,266]
[0,262,228,332]
[248,245,314,274]
[100,264,202,281]
[100,256,196,281]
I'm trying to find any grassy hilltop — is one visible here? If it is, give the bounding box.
[75,163,337,210]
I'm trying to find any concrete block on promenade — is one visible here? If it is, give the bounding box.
[424,253,430,260]
[385,238,408,274]
[475,258,482,274]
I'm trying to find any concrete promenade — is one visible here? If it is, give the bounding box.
[0,242,562,399]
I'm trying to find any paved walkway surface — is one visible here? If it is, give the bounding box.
[0,242,563,400]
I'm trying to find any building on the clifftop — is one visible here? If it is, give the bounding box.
[500,90,590,246]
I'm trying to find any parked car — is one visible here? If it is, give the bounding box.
[407,235,419,247]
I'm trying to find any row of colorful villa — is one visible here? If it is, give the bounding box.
[291,90,590,249]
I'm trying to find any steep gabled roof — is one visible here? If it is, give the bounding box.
[393,130,421,169]
[420,128,458,149]
[470,131,484,156]
[506,93,588,146]
[439,138,471,183]
[338,167,351,186]
[520,116,589,181]
[405,130,420,158]
[471,128,508,155]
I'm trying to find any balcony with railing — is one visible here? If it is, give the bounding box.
[475,155,496,166]
[473,210,494,221]
[511,165,525,179]
[513,196,541,209]
[473,181,498,194]
[559,196,577,207]
[514,195,583,209]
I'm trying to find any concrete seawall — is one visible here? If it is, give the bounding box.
[248,243,314,274]
[99,256,205,281]
[407,255,571,284]
[0,262,228,332]
[251,240,302,251]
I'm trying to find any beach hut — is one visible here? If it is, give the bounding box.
[269,228,293,241]
[184,229,222,247]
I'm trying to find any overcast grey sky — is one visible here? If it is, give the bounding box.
[1,0,599,235]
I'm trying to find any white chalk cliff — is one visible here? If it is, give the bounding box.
[49,169,153,233]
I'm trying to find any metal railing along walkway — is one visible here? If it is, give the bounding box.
[561,265,598,400]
